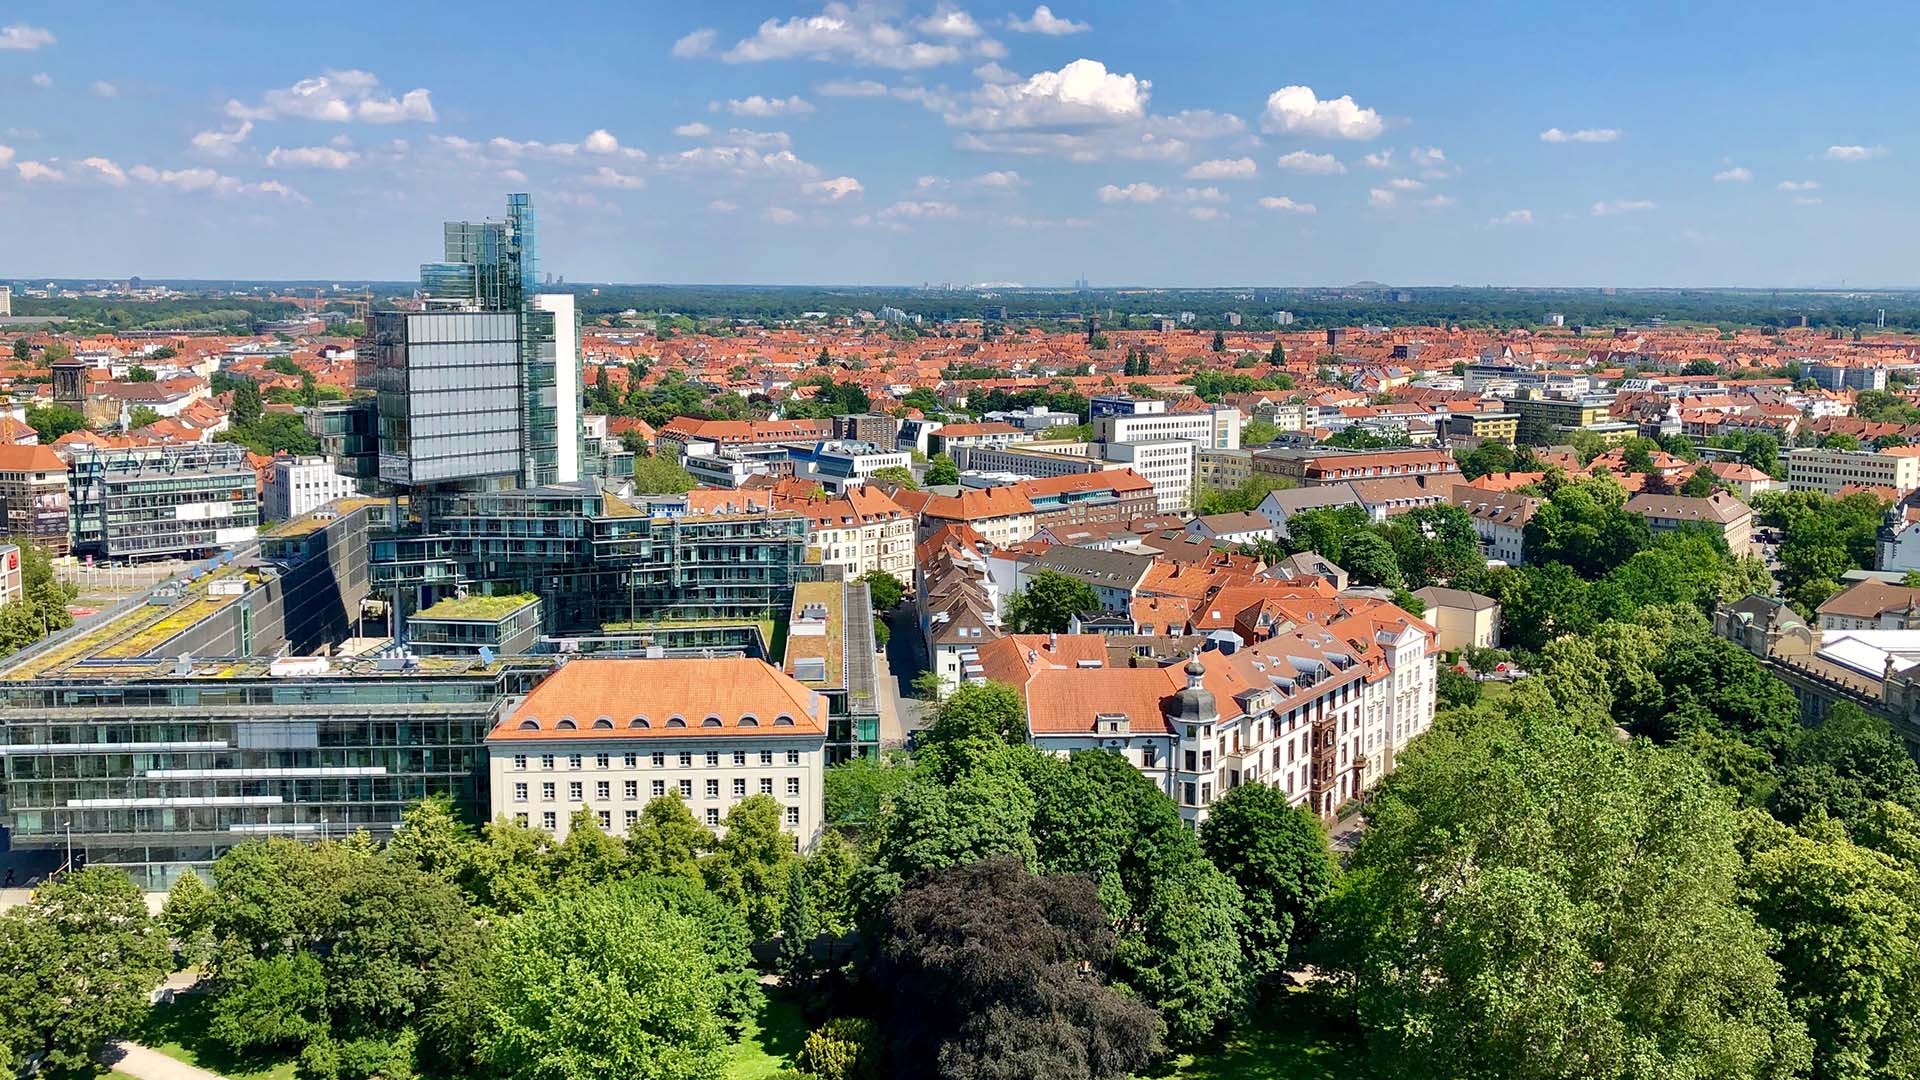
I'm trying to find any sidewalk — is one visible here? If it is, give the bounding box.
[103,1040,227,1080]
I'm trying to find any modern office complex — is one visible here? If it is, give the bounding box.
[67,443,260,560]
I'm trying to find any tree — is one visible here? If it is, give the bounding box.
[162,868,219,965]
[799,1017,882,1080]
[209,952,330,1053]
[1323,705,1813,1080]
[923,680,1029,752]
[870,465,917,490]
[627,794,713,884]
[24,404,86,442]
[778,861,817,987]
[1004,569,1100,633]
[1340,531,1403,589]
[231,377,264,425]
[823,754,913,838]
[1268,340,1286,365]
[9,338,28,362]
[1241,418,1280,446]
[552,807,633,886]
[126,404,162,430]
[924,453,959,486]
[385,794,476,884]
[1682,466,1718,496]
[703,794,797,939]
[1436,666,1482,707]
[0,867,170,1075]
[474,881,728,1080]
[1211,330,1226,352]
[875,858,1163,1080]
[126,363,157,382]
[631,453,696,495]
[859,569,905,611]
[1197,784,1336,978]
[1770,703,1920,833]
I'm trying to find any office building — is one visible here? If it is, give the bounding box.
[0,444,71,555]
[265,455,359,522]
[785,439,912,493]
[1806,362,1888,392]
[486,657,826,842]
[1092,398,1242,452]
[1102,439,1196,512]
[1788,446,1920,497]
[830,413,899,446]
[67,443,259,560]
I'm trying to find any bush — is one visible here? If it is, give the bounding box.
[800,1017,882,1080]
[1436,667,1483,709]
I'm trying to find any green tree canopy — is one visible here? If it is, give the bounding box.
[1005,569,1101,633]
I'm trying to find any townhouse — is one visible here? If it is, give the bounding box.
[784,483,916,585]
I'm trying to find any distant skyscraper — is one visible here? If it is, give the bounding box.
[342,194,584,489]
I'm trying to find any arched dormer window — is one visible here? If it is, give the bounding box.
[630,716,650,729]
[773,715,796,727]
[555,718,577,730]
[738,715,759,727]
[592,718,613,729]
[517,719,540,731]
[701,716,723,728]
[666,716,687,728]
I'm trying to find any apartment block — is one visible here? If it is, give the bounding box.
[1787,446,1920,497]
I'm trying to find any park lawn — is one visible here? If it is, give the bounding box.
[1156,989,1374,1080]
[722,985,809,1080]
[136,993,299,1080]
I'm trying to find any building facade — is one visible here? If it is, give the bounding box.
[67,443,259,560]
[265,455,359,522]
[0,444,71,555]
[1787,446,1920,497]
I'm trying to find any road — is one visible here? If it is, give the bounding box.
[881,605,930,745]
[103,1041,226,1080]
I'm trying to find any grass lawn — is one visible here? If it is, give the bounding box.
[136,992,298,1080]
[721,985,809,1080]
[1153,989,1374,1080]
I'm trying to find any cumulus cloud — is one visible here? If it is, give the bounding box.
[1540,127,1620,143]
[267,145,358,169]
[1186,206,1226,221]
[191,122,253,158]
[671,28,717,58]
[659,145,820,179]
[1410,145,1456,177]
[763,206,801,224]
[724,95,815,117]
[118,163,307,201]
[1592,199,1655,216]
[708,199,739,212]
[948,58,1148,129]
[713,128,792,150]
[30,73,51,88]
[1274,150,1344,175]
[1367,188,1396,207]
[582,129,623,154]
[0,145,12,167]
[674,122,712,137]
[720,4,999,69]
[1184,157,1256,180]
[585,165,646,189]
[878,199,959,221]
[91,81,119,99]
[77,157,127,185]
[802,175,864,200]
[972,169,1024,188]
[1713,166,1752,182]
[0,24,55,50]
[227,70,435,123]
[1257,195,1315,214]
[17,161,63,182]
[1386,177,1424,190]
[1008,5,1090,34]
[1261,86,1382,139]
[441,130,646,163]
[1096,181,1162,203]
[1824,144,1886,161]
[1777,179,1819,192]
[1489,209,1534,225]
[1420,193,1456,208]
[817,78,890,97]
[1360,149,1392,169]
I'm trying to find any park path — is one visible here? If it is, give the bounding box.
[103,1040,227,1080]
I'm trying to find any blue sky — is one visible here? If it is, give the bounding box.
[2,1,1915,287]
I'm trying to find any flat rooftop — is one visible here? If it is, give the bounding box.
[414,593,538,622]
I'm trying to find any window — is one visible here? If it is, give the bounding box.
[706,752,720,767]
[625,809,639,828]
[568,782,583,801]
[513,783,528,802]
[759,751,774,765]
[786,806,800,827]
[1184,749,1198,771]
[542,811,556,830]
[568,754,582,770]
[678,752,693,768]
[786,750,801,765]
[540,754,555,769]
[1182,782,1196,805]
[624,753,637,769]
[624,780,638,800]
[732,751,747,766]
[705,779,720,798]
[513,754,527,770]
[651,752,665,768]
[651,779,665,797]
[541,782,555,801]
[733,778,747,797]
[759,777,773,795]
[706,808,720,826]
[596,781,610,800]
[595,754,610,769]
[597,810,611,829]
[1139,747,1154,767]
[678,780,693,798]
[786,777,800,796]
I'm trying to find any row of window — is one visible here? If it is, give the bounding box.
[512,749,803,770]
[518,803,802,830]
[514,775,804,802]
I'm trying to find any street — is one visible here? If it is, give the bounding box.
[881,604,930,746]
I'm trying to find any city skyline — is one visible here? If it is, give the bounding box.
[1,1,1917,287]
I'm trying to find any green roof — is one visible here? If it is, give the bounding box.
[413,593,540,622]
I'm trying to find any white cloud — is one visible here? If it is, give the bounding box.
[1257,195,1315,214]
[817,78,890,97]
[1489,209,1534,225]
[1185,157,1256,180]
[1360,149,1392,169]
[674,122,712,137]
[16,161,62,182]
[267,145,359,169]
[713,128,792,150]
[724,95,815,117]
[972,61,1019,84]
[91,80,118,99]
[1777,179,1819,192]
[1540,127,1621,143]
[1008,5,1089,34]
[1410,145,1456,177]
[671,28,717,58]
[1274,150,1344,175]
[1386,177,1424,190]
[0,145,12,167]
[582,129,622,154]
[708,199,739,213]
[499,168,527,183]
[659,145,820,179]
[763,206,801,224]
[918,8,986,38]
[1368,187,1396,207]
[1176,186,1228,203]
[1592,199,1655,216]
[1713,166,1752,182]
[972,169,1024,188]
[802,175,864,200]
[1260,85,1382,139]
[722,4,997,69]
[585,165,646,189]
[77,157,127,185]
[1096,181,1162,203]
[191,122,253,157]
[1420,194,1455,208]
[227,70,435,124]
[878,199,958,219]
[1824,144,1886,161]
[1186,206,1226,221]
[949,58,1148,130]
[30,73,51,88]
[119,164,306,201]
[916,175,948,190]
[0,24,55,50]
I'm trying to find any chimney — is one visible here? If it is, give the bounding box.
[1048,631,1058,652]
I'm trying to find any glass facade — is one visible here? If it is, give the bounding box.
[67,444,260,559]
